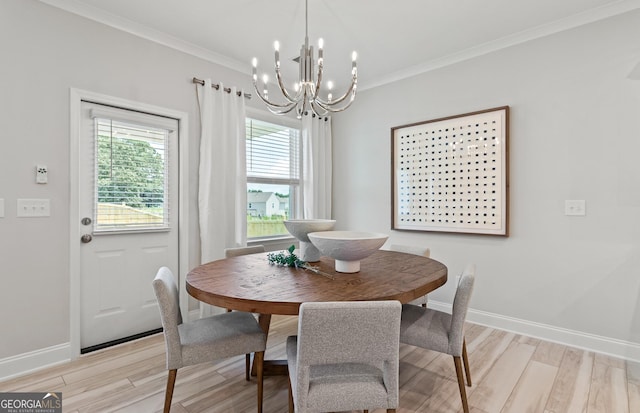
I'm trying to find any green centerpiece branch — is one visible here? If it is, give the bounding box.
[267,245,306,268]
[267,245,334,280]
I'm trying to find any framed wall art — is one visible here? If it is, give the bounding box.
[391,106,509,236]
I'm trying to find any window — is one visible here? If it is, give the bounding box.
[246,117,300,239]
[94,117,170,232]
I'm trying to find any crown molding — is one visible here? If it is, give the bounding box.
[39,0,640,91]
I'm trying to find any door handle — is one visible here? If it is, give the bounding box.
[81,234,93,243]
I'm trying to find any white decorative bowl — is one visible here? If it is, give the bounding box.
[284,219,336,262]
[308,230,389,273]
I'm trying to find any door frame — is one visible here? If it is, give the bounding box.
[69,88,190,358]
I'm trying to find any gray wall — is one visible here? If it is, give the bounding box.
[333,9,640,353]
[0,0,266,361]
[1,0,639,376]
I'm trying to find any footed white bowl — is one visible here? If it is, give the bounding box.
[308,230,389,273]
[284,219,336,262]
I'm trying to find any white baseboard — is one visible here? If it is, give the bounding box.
[5,304,640,382]
[0,343,70,382]
[428,300,640,363]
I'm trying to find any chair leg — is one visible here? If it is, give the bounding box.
[163,369,177,413]
[245,353,250,381]
[255,351,265,413]
[462,338,472,386]
[453,356,470,413]
[288,374,294,413]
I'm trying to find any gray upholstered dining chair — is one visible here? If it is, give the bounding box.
[399,264,476,413]
[224,244,266,258]
[223,244,266,374]
[287,301,402,413]
[152,267,267,413]
[388,244,431,307]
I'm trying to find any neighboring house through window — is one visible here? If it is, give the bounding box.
[246,114,300,240]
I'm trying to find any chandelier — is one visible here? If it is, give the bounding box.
[251,0,357,118]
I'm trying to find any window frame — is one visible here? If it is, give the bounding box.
[90,109,175,235]
[245,108,302,242]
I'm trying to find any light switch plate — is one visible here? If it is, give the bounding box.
[565,200,586,216]
[17,198,50,217]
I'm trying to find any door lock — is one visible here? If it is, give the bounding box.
[81,217,92,225]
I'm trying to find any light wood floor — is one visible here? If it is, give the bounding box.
[2,315,640,412]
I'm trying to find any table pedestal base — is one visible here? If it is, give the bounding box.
[254,359,288,376]
[251,313,289,376]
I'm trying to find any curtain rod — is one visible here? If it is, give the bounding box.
[192,77,252,99]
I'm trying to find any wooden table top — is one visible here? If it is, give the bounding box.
[186,249,448,316]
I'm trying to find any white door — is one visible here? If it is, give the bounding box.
[78,101,179,350]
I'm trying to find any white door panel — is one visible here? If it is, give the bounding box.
[79,101,179,349]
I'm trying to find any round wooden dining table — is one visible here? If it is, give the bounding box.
[186,249,448,375]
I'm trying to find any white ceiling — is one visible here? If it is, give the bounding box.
[41,0,639,93]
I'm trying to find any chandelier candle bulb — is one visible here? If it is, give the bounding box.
[252,58,258,81]
[274,41,280,67]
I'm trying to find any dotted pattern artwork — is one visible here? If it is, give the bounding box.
[392,107,508,235]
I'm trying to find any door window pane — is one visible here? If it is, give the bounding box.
[94,118,169,232]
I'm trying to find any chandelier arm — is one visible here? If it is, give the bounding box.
[252,80,299,113]
[300,88,309,116]
[313,96,355,113]
[310,101,329,117]
[266,104,299,115]
[316,75,357,106]
[275,66,304,104]
[314,92,355,112]
[313,86,357,113]
[312,59,323,100]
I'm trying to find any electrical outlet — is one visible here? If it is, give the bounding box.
[36,165,48,184]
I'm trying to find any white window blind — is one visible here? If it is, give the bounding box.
[246,118,300,183]
[93,117,170,232]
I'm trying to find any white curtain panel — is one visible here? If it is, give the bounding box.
[302,114,332,219]
[197,79,247,316]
